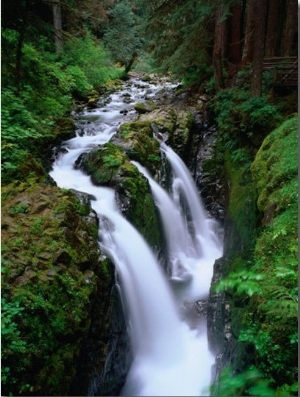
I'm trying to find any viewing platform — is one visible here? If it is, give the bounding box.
[263,56,298,87]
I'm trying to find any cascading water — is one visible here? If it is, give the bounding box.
[49,79,223,396]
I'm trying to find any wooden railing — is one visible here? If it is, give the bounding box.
[263,57,298,87]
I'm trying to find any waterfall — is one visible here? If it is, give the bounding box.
[49,79,223,396]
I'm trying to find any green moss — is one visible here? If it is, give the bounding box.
[78,140,163,247]
[216,117,298,393]
[224,151,257,254]
[81,142,129,185]
[236,116,298,391]
[134,100,157,113]
[251,116,298,216]
[119,121,162,173]
[1,181,102,396]
[117,173,163,248]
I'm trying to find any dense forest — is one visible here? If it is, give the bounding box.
[1,0,298,396]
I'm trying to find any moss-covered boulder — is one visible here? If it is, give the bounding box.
[138,106,195,159]
[134,100,157,114]
[52,117,76,141]
[77,142,163,248]
[1,180,110,396]
[251,115,298,223]
[77,142,131,186]
[117,121,161,173]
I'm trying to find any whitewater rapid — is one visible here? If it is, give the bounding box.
[50,79,223,396]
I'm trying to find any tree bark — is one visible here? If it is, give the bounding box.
[52,0,63,55]
[265,0,280,57]
[228,2,242,64]
[242,0,255,64]
[213,3,228,90]
[15,0,29,93]
[16,25,26,93]
[250,0,268,96]
[125,52,138,74]
[281,0,298,56]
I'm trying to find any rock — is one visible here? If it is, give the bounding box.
[75,140,164,250]
[1,180,108,396]
[134,100,157,114]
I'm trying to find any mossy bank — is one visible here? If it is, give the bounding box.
[1,174,109,395]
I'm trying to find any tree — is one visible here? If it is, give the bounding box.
[52,0,63,54]
[265,0,280,57]
[281,0,298,56]
[213,2,228,90]
[102,1,143,73]
[250,0,268,96]
[228,2,243,64]
[241,0,255,64]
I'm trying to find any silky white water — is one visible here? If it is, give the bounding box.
[49,79,223,396]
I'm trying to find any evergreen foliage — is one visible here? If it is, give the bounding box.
[102,1,144,72]
[139,0,216,84]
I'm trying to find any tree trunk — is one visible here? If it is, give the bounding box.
[265,0,280,57]
[15,0,28,94]
[213,3,228,90]
[16,26,26,93]
[242,0,255,64]
[251,0,268,96]
[125,52,138,74]
[228,2,242,64]
[52,0,63,55]
[281,0,298,56]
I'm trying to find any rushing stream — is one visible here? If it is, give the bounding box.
[50,79,223,396]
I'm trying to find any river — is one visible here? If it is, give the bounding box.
[50,78,223,396]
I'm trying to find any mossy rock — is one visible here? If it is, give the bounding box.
[248,117,298,389]
[15,154,53,185]
[52,117,76,140]
[134,100,157,114]
[77,142,135,186]
[139,107,177,135]
[1,180,108,396]
[223,150,257,255]
[138,106,194,158]
[118,121,161,173]
[141,74,152,82]
[76,142,163,248]
[251,116,298,220]
[115,170,163,248]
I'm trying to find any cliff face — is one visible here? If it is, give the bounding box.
[207,115,298,394]
[2,176,105,396]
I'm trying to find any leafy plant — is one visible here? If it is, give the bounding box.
[9,202,30,215]
[215,269,265,297]
[61,32,124,91]
[211,366,274,396]
[1,293,27,388]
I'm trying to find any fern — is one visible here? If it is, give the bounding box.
[215,270,265,297]
[260,288,298,320]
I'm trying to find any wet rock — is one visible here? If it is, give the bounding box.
[195,299,208,317]
[207,257,227,355]
[76,141,164,250]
